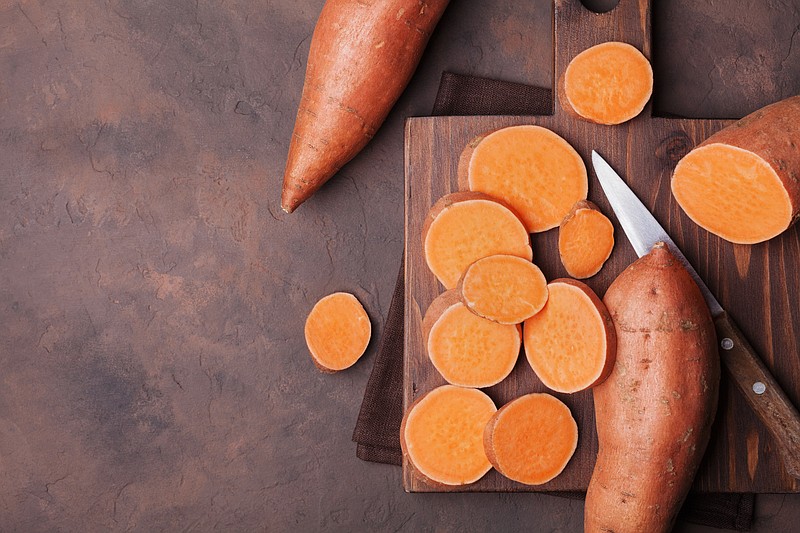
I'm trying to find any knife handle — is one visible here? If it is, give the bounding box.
[714,311,800,479]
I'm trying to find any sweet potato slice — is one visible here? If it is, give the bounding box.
[558,200,615,279]
[523,279,615,393]
[304,292,371,372]
[457,254,548,324]
[484,393,578,485]
[459,126,587,233]
[423,192,532,289]
[671,96,800,244]
[401,385,497,486]
[423,290,520,388]
[561,41,653,125]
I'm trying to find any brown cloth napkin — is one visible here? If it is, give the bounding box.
[353,71,755,532]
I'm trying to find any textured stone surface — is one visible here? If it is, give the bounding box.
[0,0,798,531]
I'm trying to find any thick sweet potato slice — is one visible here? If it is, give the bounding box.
[457,254,548,324]
[459,126,587,233]
[423,192,532,289]
[561,42,653,125]
[671,96,800,244]
[423,290,520,387]
[484,393,578,485]
[558,200,615,279]
[401,385,497,486]
[304,292,371,372]
[524,279,615,393]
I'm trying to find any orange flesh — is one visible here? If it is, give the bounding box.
[559,207,615,279]
[486,393,578,485]
[672,143,793,244]
[403,385,496,485]
[304,292,371,371]
[428,303,520,387]
[424,199,532,289]
[564,42,653,125]
[460,255,548,324]
[467,126,587,232]
[524,281,610,393]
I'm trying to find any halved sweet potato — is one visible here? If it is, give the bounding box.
[671,96,800,244]
[458,125,587,233]
[458,254,548,324]
[484,393,578,485]
[401,385,497,486]
[558,200,615,279]
[305,292,371,372]
[423,192,532,289]
[423,290,520,388]
[523,279,615,393]
[561,41,653,125]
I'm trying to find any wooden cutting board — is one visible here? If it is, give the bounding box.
[403,0,800,493]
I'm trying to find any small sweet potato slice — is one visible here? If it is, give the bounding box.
[561,41,653,125]
[458,254,548,324]
[423,192,532,289]
[423,290,520,388]
[484,393,578,485]
[558,200,615,279]
[459,126,587,233]
[524,279,616,393]
[401,385,497,486]
[304,292,371,372]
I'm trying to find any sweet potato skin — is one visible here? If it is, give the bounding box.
[685,95,800,226]
[281,0,450,213]
[585,243,719,533]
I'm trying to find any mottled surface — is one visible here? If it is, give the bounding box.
[0,0,798,531]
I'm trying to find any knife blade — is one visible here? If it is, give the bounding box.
[592,150,800,480]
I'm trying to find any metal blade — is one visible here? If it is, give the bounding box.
[591,150,724,317]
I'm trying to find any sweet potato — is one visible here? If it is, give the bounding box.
[560,41,653,125]
[458,125,588,233]
[558,200,615,279]
[423,290,520,388]
[281,0,450,213]
[585,243,719,533]
[305,292,371,372]
[523,279,615,393]
[671,95,800,243]
[423,192,533,289]
[457,254,548,324]
[484,393,578,485]
[401,385,496,486]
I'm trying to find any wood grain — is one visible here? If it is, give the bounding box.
[404,0,800,493]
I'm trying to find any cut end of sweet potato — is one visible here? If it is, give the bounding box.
[401,385,496,486]
[672,143,794,244]
[304,292,371,372]
[484,393,578,485]
[563,42,653,125]
[524,279,616,393]
[461,125,587,233]
[458,255,548,324]
[558,200,615,279]
[423,192,532,289]
[423,290,520,387]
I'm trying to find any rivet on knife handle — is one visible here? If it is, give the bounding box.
[714,311,800,479]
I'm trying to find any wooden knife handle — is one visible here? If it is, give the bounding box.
[714,311,800,479]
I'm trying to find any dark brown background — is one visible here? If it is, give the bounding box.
[0,0,798,531]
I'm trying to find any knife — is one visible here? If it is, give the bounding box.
[592,150,800,480]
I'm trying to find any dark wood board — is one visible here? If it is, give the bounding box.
[404,0,800,493]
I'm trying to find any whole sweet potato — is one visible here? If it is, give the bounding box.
[281,0,450,213]
[585,243,720,533]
